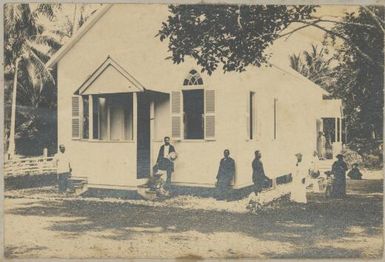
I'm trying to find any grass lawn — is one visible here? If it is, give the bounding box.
[4,178,383,259]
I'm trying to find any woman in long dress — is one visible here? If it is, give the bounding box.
[317,132,326,159]
[290,153,308,204]
[331,154,348,198]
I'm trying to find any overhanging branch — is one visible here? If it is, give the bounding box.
[362,6,385,33]
[295,20,383,69]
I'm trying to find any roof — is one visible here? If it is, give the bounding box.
[271,64,330,96]
[76,56,145,95]
[47,3,330,96]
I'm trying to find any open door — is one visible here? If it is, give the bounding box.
[137,93,151,179]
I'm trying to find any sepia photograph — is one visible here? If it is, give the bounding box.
[2,1,384,259]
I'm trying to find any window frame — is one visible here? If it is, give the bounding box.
[75,94,135,143]
[82,96,90,140]
[170,70,216,142]
[179,69,212,141]
[183,69,204,86]
[180,85,206,142]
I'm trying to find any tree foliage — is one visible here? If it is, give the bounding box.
[4,4,62,155]
[159,4,384,154]
[328,6,384,150]
[158,5,316,74]
[4,3,100,155]
[290,6,384,153]
[289,44,336,93]
[4,4,61,104]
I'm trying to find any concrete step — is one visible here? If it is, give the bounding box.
[67,177,88,196]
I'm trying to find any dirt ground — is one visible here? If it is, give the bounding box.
[4,174,383,259]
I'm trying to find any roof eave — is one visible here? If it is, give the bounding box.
[270,63,331,96]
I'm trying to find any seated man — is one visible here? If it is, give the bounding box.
[156,136,176,187]
[347,163,363,180]
[252,150,272,194]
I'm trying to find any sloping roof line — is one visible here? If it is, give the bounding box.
[46,4,113,68]
[76,56,145,95]
[47,3,329,96]
[270,63,330,96]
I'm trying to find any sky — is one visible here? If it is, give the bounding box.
[269,5,360,68]
[37,4,361,69]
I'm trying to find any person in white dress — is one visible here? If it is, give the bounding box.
[55,144,71,193]
[317,132,326,159]
[308,151,323,192]
[290,153,308,204]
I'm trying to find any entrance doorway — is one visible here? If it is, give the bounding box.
[137,93,151,179]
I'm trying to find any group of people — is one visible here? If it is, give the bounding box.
[152,140,274,199]
[215,147,358,204]
[56,136,361,204]
[215,149,272,199]
[283,152,353,203]
[289,152,360,202]
[137,136,356,203]
[215,148,310,202]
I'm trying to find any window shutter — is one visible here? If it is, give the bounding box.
[171,91,182,140]
[72,95,81,139]
[205,90,215,140]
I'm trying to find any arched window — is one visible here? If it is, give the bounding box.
[181,70,203,139]
[171,70,215,140]
[183,70,204,86]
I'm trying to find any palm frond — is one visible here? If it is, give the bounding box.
[27,48,55,84]
[35,3,62,21]
[32,33,62,51]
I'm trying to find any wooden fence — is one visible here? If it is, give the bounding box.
[4,156,57,177]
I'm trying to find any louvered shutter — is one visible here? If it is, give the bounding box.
[72,95,81,139]
[205,90,215,140]
[171,91,182,140]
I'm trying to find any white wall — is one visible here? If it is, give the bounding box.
[57,4,339,188]
[225,66,324,188]
[66,141,137,186]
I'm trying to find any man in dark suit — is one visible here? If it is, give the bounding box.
[252,150,271,194]
[215,149,235,199]
[156,136,176,187]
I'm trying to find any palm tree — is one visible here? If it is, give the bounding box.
[4,3,103,157]
[50,4,102,43]
[4,3,61,158]
[289,53,305,75]
[289,44,337,93]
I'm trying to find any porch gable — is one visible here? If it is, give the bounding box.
[77,56,145,95]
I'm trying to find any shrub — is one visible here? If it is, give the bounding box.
[341,147,363,168]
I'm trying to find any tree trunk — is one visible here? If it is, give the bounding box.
[8,57,21,159]
[72,4,79,36]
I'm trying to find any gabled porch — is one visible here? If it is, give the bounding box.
[71,56,169,184]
